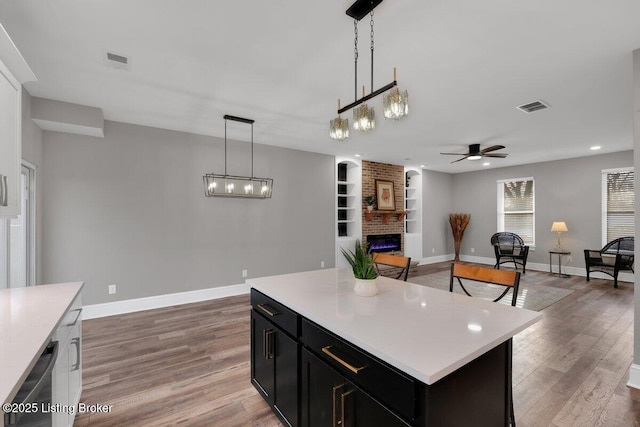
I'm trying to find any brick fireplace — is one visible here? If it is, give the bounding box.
[362,161,405,255]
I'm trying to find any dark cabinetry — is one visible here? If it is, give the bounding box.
[251,288,510,427]
[301,348,410,427]
[251,291,300,427]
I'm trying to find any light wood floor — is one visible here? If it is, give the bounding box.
[75,264,640,426]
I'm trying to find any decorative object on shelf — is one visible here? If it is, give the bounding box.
[551,221,568,251]
[329,99,349,140]
[449,213,471,261]
[383,68,409,120]
[341,239,378,297]
[203,115,273,199]
[330,0,408,138]
[364,194,376,212]
[375,179,395,211]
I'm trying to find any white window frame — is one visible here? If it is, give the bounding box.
[497,177,535,247]
[601,167,634,246]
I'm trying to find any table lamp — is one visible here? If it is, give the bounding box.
[551,221,568,251]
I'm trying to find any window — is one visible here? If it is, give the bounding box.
[602,167,634,244]
[497,177,535,246]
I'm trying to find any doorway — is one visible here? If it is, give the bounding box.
[0,163,36,288]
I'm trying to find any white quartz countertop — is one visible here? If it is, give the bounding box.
[248,268,542,385]
[0,282,84,404]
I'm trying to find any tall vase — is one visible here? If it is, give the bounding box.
[454,241,461,261]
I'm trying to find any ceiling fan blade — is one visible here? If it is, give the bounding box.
[483,153,508,158]
[440,152,468,156]
[480,145,506,154]
[451,155,470,163]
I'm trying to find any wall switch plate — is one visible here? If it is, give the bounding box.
[432,248,435,253]
[108,284,117,294]
[321,261,325,268]
[242,269,248,278]
[471,248,475,253]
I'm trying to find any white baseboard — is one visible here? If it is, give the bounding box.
[82,283,250,319]
[418,254,455,265]
[627,364,640,389]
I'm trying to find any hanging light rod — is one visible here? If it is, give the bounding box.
[337,80,396,114]
[223,114,254,124]
[346,0,383,20]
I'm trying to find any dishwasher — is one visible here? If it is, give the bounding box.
[4,341,58,427]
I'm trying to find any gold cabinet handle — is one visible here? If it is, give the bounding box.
[257,303,280,317]
[262,328,274,360]
[341,389,354,427]
[322,346,367,374]
[332,384,346,427]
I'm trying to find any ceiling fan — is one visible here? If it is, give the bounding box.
[440,144,508,163]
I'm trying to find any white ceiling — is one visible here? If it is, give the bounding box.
[1,0,639,173]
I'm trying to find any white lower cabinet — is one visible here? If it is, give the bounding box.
[52,293,82,427]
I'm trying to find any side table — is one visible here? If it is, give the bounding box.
[549,250,571,277]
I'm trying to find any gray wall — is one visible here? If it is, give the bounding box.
[449,151,632,267]
[422,170,453,257]
[41,120,335,305]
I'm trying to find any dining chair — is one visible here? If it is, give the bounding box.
[449,262,521,426]
[372,253,412,281]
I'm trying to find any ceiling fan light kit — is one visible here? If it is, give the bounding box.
[441,143,508,163]
[329,0,409,140]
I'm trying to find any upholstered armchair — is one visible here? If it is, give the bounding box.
[584,236,634,288]
[490,232,530,273]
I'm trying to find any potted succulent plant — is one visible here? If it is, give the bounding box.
[341,239,379,296]
[364,195,376,212]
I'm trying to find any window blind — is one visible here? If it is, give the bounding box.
[606,170,634,242]
[500,179,535,245]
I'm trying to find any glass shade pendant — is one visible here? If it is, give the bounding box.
[383,68,409,120]
[353,103,375,131]
[353,86,375,132]
[330,99,349,140]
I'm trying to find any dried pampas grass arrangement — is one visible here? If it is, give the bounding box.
[449,213,471,261]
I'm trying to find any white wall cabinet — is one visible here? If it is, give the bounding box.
[0,59,21,218]
[52,293,83,427]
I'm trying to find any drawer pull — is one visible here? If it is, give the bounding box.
[322,346,367,374]
[66,308,83,326]
[257,303,280,317]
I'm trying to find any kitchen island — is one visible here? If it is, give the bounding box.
[0,282,83,427]
[248,268,541,427]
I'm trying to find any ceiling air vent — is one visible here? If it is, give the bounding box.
[516,100,549,114]
[104,51,131,70]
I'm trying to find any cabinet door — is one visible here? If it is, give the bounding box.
[251,311,275,403]
[302,348,410,427]
[52,340,70,427]
[273,329,298,426]
[0,59,21,218]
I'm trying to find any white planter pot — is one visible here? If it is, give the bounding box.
[354,278,378,297]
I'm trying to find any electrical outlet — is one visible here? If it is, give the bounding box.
[242,269,248,278]
[471,248,475,253]
[108,284,117,295]
[432,248,435,254]
[321,261,325,268]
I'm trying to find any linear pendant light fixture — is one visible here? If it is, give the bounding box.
[329,0,409,140]
[203,115,273,199]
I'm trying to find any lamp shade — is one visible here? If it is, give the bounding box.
[551,221,568,232]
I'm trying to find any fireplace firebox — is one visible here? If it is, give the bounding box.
[366,234,402,253]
